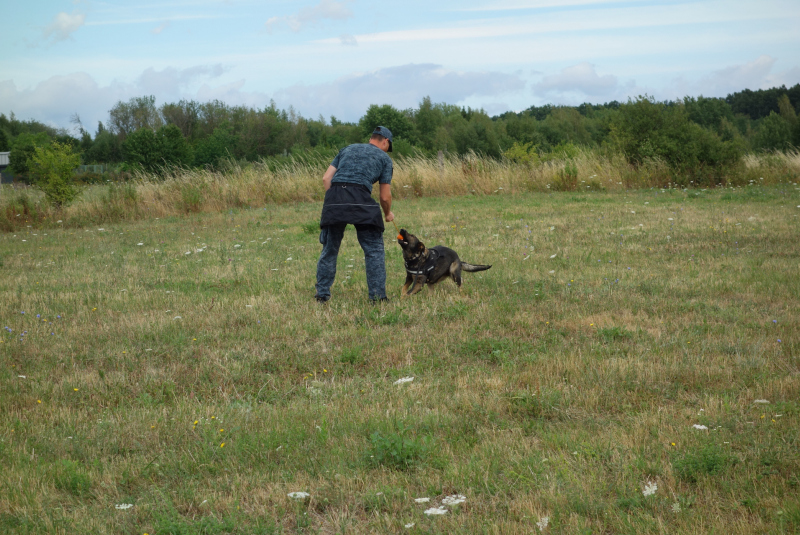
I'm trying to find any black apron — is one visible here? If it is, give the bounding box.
[319,183,384,231]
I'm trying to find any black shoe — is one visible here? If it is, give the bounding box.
[315,295,330,303]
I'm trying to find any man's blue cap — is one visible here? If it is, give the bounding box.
[372,126,393,152]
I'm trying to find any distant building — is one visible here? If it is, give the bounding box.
[0,151,13,184]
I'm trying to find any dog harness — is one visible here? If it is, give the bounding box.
[405,248,439,276]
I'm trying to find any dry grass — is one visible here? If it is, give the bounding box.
[2,149,798,232]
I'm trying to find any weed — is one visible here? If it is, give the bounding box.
[506,388,564,421]
[672,443,736,483]
[367,423,434,470]
[180,184,204,212]
[597,326,633,343]
[339,346,364,365]
[53,460,93,497]
[553,161,579,191]
[301,221,319,234]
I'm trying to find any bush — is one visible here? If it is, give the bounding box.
[29,142,82,208]
[8,132,51,182]
[753,111,794,151]
[610,96,743,185]
[123,124,192,174]
[503,141,540,166]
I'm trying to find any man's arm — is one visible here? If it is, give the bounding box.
[379,183,394,222]
[322,165,337,191]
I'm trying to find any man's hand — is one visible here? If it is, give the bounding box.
[379,183,392,222]
[322,165,337,191]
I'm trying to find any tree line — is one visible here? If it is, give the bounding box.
[2,84,799,183]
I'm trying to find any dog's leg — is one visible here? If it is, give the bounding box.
[407,275,427,295]
[450,261,463,289]
[401,273,414,296]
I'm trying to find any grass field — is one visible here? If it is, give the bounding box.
[1,183,799,534]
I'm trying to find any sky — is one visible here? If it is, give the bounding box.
[2,0,800,135]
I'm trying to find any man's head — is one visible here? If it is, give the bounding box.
[370,126,393,152]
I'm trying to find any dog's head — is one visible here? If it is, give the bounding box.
[397,228,426,262]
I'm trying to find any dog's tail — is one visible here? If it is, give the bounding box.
[461,262,491,273]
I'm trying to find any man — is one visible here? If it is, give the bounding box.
[314,126,396,303]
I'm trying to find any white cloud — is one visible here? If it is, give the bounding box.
[315,1,781,47]
[265,17,281,34]
[137,65,227,96]
[0,73,124,131]
[295,0,352,25]
[701,55,777,95]
[85,14,219,27]
[534,63,618,95]
[460,0,649,11]
[43,12,86,42]
[532,63,638,103]
[271,63,526,120]
[196,79,270,109]
[266,0,352,33]
[151,21,171,35]
[339,34,358,46]
[663,55,800,100]
[0,65,235,132]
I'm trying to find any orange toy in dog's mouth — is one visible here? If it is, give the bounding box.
[397,234,404,240]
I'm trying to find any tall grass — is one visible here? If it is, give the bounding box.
[1,149,799,232]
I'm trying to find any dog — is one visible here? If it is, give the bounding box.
[397,228,491,297]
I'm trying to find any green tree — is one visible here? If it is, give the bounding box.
[777,94,797,125]
[359,104,416,144]
[684,96,735,132]
[29,142,82,208]
[610,96,741,183]
[542,107,592,145]
[85,123,122,163]
[161,99,200,141]
[237,103,291,159]
[0,128,9,151]
[413,97,445,152]
[157,124,193,167]
[109,95,163,138]
[8,132,51,181]
[726,84,800,120]
[793,121,800,148]
[122,124,192,172]
[122,128,161,172]
[193,125,236,168]
[196,100,232,139]
[753,111,793,151]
